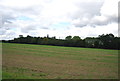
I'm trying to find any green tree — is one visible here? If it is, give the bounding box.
[72,36,81,47]
[72,36,81,40]
[65,36,72,46]
[65,36,72,40]
[98,33,115,49]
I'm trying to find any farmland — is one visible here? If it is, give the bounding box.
[2,43,118,79]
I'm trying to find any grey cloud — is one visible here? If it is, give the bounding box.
[21,25,36,33]
[12,5,43,16]
[71,1,106,27]
[72,1,103,19]
[0,30,17,40]
[0,29,6,35]
[2,16,13,25]
[41,27,49,29]
[75,24,87,27]
[0,0,118,40]
[109,15,118,23]
[91,15,118,26]
[0,14,14,26]
[0,6,16,28]
[73,19,89,27]
[73,15,118,28]
[72,0,118,28]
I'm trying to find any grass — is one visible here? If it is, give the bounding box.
[2,43,118,79]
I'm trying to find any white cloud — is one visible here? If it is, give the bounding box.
[72,0,118,27]
[0,0,119,40]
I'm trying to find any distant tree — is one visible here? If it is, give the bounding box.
[19,35,23,38]
[47,34,49,38]
[65,36,72,40]
[71,36,81,47]
[26,35,32,44]
[72,36,81,40]
[4,33,119,50]
[85,37,96,48]
[51,36,56,39]
[41,37,49,45]
[64,36,72,46]
[37,37,42,44]
[98,33,115,49]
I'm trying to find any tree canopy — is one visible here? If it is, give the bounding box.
[2,33,120,50]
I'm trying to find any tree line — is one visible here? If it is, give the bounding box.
[2,33,120,50]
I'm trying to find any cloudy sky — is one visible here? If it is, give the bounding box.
[0,0,119,40]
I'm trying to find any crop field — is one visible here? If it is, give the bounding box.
[2,43,118,79]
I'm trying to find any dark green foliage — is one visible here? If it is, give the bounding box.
[2,33,120,50]
[65,35,72,40]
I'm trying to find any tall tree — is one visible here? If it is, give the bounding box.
[72,36,81,40]
[65,36,72,40]
[98,33,115,49]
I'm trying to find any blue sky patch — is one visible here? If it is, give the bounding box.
[17,16,33,21]
[51,22,71,29]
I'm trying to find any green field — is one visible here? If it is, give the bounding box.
[2,43,118,79]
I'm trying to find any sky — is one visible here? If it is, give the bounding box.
[0,0,119,40]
